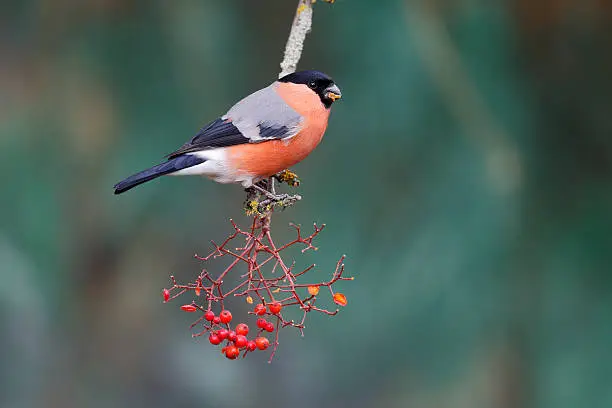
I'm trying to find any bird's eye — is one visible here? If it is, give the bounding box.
[308,81,317,89]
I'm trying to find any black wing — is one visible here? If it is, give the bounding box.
[166,118,249,159]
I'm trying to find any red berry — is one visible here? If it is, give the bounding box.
[162,289,170,302]
[246,341,257,352]
[209,333,221,345]
[255,336,270,350]
[235,323,249,336]
[269,302,282,314]
[264,322,275,332]
[256,318,267,329]
[180,304,197,312]
[219,310,232,324]
[228,330,237,342]
[254,304,266,315]
[204,310,215,321]
[234,335,248,348]
[217,329,229,340]
[213,316,221,324]
[224,345,240,359]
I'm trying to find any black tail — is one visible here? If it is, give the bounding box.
[114,155,205,194]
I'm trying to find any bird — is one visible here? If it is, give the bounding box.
[113,70,341,195]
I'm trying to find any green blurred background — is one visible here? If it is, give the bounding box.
[2,1,612,407]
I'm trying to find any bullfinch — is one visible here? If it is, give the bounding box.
[113,70,341,194]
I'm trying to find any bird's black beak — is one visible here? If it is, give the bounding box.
[324,84,342,102]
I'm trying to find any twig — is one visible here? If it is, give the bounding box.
[279,0,336,78]
[279,0,315,78]
[165,219,352,361]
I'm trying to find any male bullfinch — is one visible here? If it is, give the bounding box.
[113,70,341,194]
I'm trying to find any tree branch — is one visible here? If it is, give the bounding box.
[279,0,315,78]
[279,0,334,78]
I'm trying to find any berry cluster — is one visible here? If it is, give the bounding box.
[200,308,274,359]
[162,218,352,362]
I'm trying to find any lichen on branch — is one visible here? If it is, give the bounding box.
[279,0,335,78]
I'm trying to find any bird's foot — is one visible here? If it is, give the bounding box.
[244,180,301,216]
[250,183,279,199]
[259,193,302,211]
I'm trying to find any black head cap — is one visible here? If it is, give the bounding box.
[278,70,341,109]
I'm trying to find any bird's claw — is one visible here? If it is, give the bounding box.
[244,182,301,216]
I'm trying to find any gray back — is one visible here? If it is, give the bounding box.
[223,83,304,142]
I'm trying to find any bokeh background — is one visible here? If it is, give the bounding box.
[2,1,612,407]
